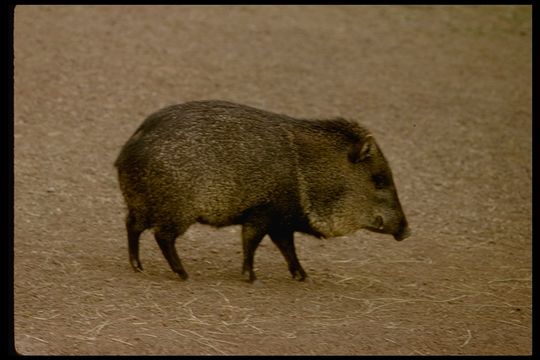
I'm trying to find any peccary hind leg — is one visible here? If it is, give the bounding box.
[241,223,266,283]
[126,211,145,272]
[155,224,189,280]
[269,230,307,281]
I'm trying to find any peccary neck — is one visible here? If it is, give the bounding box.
[284,118,371,239]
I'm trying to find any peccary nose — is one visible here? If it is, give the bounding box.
[393,219,410,241]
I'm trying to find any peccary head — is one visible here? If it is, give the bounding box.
[293,119,410,241]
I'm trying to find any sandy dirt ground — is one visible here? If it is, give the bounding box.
[13,5,531,355]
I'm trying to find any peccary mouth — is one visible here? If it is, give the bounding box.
[374,215,384,230]
[364,215,387,234]
[367,215,411,241]
[393,226,411,241]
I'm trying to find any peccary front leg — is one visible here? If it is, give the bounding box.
[269,230,307,281]
[154,225,188,280]
[241,224,266,283]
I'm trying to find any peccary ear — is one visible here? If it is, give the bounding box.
[349,135,374,163]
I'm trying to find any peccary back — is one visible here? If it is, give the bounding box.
[115,100,410,282]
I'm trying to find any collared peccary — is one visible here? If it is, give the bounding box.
[115,100,410,282]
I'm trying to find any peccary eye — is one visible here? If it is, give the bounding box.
[372,174,389,189]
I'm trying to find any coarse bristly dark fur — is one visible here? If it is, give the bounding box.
[115,100,410,282]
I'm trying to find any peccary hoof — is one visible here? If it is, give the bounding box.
[243,272,263,286]
[243,272,258,284]
[176,271,189,280]
[291,268,308,281]
[131,260,144,272]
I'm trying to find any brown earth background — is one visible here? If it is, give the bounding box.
[13,5,532,355]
